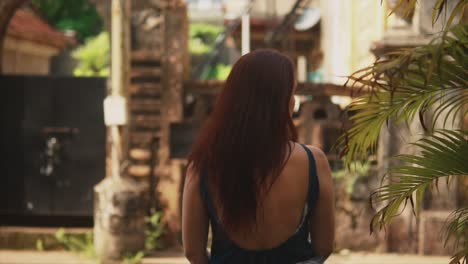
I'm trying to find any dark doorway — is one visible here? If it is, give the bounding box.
[0,76,106,226]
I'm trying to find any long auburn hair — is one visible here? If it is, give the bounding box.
[188,49,298,233]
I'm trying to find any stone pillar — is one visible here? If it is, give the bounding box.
[94,0,149,262]
[379,120,422,254]
[128,0,188,246]
[157,0,189,246]
[94,178,148,261]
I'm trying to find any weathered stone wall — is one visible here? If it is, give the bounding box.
[128,0,188,247]
[333,166,386,252]
[370,0,464,256]
[378,120,424,254]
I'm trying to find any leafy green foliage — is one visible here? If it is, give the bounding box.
[51,211,165,262]
[145,211,165,251]
[55,228,96,259]
[189,23,223,55]
[35,239,44,252]
[333,162,370,195]
[445,207,468,264]
[337,24,468,164]
[371,130,468,230]
[336,1,468,262]
[206,63,232,80]
[387,0,465,28]
[31,0,102,41]
[122,251,145,264]
[72,31,110,77]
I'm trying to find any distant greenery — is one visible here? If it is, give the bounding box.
[48,211,166,263]
[35,239,44,251]
[145,211,165,251]
[72,31,110,77]
[206,63,232,81]
[189,23,223,55]
[122,251,145,264]
[190,23,233,80]
[54,228,96,259]
[31,0,102,41]
[333,162,370,195]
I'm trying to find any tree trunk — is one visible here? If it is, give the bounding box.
[0,0,27,73]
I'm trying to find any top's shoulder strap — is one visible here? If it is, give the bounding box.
[199,174,220,224]
[300,144,320,211]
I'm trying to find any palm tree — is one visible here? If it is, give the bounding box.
[336,1,468,263]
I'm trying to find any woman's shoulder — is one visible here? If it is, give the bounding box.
[184,163,202,192]
[299,144,332,182]
[300,144,328,164]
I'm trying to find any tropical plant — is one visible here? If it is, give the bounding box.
[122,251,145,264]
[335,1,468,263]
[72,31,110,77]
[206,63,232,80]
[55,228,96,259]
[333,161,370,195]
[31,0,102,41]
[145,211,165,251]
[189,23,223,55]
[53,212,166,263]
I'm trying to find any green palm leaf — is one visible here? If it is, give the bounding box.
[445,207,468,264]
[386,0,467,30]
[336,24,468,165]
[371,130,468,226]
[370,130,468,262]
[336,1,468,262]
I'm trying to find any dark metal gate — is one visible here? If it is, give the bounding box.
[0,76,106,225]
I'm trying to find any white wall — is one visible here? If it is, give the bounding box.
[320,0,386,85]
[2,36,59,75]
[224,0,319,19]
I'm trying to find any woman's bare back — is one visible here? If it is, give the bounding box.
[214,142,316,250]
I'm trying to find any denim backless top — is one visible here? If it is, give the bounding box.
[199,144,324,264]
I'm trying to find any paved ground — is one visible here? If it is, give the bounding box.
[0,250,451,264]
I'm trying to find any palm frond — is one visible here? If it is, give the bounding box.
[386,0,418,18]
[370,130,468,232]
[336,24,468,164]
[446,207,468,264]
[386,0,467,29]
[339,2,468,263]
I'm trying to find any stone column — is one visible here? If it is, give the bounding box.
[94,0,149,262]
[128,0,188,246]
[379,121,421,254]
[157,0,189,246]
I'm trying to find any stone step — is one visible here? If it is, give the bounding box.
[129,148,152,161]
[131,50,162,62]
[131,68,162,79]
[131,68,162,84]
[130,109,162,116]
[128,164,152,177]
[130,99,162,112]
[131,115,162,125]
[130,126,161,133]
[0,227,91,250]
[130,132,162,146]
[130,84,162,98]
